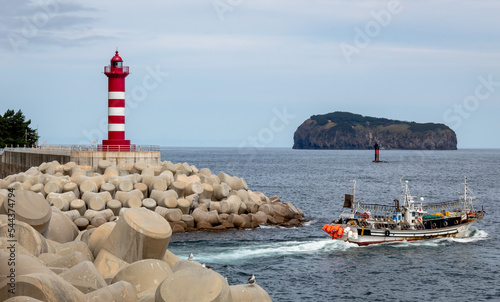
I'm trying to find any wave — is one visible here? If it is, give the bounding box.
[171,228,489,264]
[256,219,315,230]
[187,239,355,264]
[302,220,314,227]
[443,227,488,243]
[385,227,489,248]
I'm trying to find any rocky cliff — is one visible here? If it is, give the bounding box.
[293,112,457,150]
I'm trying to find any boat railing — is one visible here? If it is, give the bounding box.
[421,200,466,212]
[355,199,469,215]
[356,203,397,214]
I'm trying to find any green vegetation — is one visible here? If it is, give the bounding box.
[311,111,398,127]
[0,109,38,148]
[408,122,449,132]
[310,111,450,133]
[327,122,355,135]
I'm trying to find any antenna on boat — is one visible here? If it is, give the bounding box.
[463,176,475,211]
[464,176,467,207]
[350,180,356,203]
[400,178,410,205]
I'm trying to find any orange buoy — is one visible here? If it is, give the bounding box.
[337,227,344,237]
[323,224,343,239]
[322,224,335,236]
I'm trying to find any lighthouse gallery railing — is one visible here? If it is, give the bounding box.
[104,66,129,74]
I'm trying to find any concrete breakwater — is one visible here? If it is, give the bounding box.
[0,157,306,300]
[0,199,273,301]
[0,159,305,232]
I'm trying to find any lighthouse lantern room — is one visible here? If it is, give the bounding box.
[101,50,133,151]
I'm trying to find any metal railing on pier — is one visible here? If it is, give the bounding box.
[3,144,160,154]
[3,146,71,155]
[71,145,160,152]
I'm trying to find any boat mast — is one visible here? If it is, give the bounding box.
[401,179,414,224]
[405,180,408,206]
[464,176,468,210]
[402,179,411,208]
[351,180,357,211]
[352,180,356,205]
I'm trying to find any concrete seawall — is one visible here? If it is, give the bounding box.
[1,148,70,178]
[0,147,161,177]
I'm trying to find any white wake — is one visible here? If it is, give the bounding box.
[187,239,354,264]
[387,227,489,248]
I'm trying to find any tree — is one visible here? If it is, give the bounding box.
[0,109,38,148]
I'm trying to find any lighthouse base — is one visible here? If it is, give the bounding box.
[71,149,160,167]
[100,140,133,152]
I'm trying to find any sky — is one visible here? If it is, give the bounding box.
[1,0,500,148]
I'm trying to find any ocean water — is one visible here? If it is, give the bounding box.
[163,148,499,301]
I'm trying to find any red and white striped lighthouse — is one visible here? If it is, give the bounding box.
[102,50,131,151]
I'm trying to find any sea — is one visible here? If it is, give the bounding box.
[162,148,499,302]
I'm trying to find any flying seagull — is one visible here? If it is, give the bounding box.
[188,253,194,261]
[248,275,256,285]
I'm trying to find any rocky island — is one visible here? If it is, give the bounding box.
[293,111,457,150]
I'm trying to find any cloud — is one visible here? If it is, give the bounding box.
[2,0,500,148]
[0,0,103,52]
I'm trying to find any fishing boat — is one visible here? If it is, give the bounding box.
[323,177,485,246]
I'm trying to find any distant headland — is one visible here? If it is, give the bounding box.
[293,111,457,150]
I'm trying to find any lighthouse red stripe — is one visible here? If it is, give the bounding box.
[108,78,125,91]
[109,116,125,124]
[109,99,125,107]
[108,131,125,140]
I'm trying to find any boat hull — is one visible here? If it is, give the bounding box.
[337,223,472,246]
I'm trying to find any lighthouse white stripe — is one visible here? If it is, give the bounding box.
[108,91,125,99]
[108,107,125,116]
[108,124,125,131]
